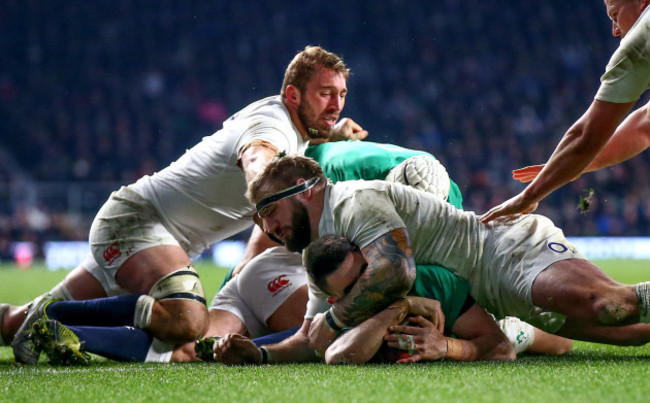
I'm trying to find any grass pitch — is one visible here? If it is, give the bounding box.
[1,260,650,402]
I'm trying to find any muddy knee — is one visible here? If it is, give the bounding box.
[593,291,637,325]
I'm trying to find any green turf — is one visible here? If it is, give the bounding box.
[1,260,650,402]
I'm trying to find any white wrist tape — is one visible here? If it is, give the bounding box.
[498,316,535,353]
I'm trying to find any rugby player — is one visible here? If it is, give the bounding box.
[245,154,650,357]
[3,45,366,364]
[482,0,650,222]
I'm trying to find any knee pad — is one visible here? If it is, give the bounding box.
[149,265,206,305]
[498,316,535,354]
[134,266,207,330]
[385,155,451,201]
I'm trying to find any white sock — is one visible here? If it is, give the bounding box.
[134,295,155,329]
[144,337,174,363]
[636,282,650,323]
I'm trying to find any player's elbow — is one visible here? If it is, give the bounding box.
[324,345,371,365]
[551,338,573,355]
[486,337,517,362]
[387,265,416,299]
[324,336,376,365]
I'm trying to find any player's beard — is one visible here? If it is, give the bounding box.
[284,201,312,252]
[297,101,333,140]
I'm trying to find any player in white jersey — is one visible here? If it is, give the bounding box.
[483,0,650,222]
[211,238,572,366]
[245,154,650,357]
[4,45,368,364]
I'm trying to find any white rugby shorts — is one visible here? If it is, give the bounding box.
[469,214,588,334]
[87,186,180,282]
[209,247,307,338]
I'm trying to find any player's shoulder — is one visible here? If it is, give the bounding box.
[330,179,392,200]
[229,95,289,124]
[329,181,399,218]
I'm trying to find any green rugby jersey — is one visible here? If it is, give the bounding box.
[408,264,473,334]
[306,140,463,209]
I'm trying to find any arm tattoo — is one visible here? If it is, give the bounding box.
[332,228,416,325]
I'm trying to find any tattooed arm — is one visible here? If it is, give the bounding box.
[307,228,417,355]
[334,228,416,325]
[332,228,416,325]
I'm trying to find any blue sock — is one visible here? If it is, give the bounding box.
[252,327,300,346]
[46,295,142,327]
[68,325,153,362]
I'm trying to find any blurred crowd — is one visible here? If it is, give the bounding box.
[2,0,650,260]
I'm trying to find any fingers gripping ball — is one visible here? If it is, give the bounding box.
[380,317,418,363]
[385,155,451,201]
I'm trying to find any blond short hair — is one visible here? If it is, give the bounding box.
[280,46,350,99]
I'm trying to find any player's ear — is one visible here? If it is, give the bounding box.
[285,85,300,107]
[294,178,314,201]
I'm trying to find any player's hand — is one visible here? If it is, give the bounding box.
[308,312,339,357]
[329,118,369,141]
[384,315,447,363]
[213,333,262,365]
[512,165,544,183]
[405,297,445,333]
[479,194,539,223]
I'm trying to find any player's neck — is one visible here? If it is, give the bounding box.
[283,99,311,142]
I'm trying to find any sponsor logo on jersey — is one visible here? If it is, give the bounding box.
[103,242,122,265]
[267,274,291,296]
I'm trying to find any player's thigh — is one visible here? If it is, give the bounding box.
[115,244,192,294]
[63,265,109,300]
[557,320,650,346]
[90,186,191,294]
[266,285,309,333]
[531,259,627,317]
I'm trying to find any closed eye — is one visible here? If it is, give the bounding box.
[343,263,367,296]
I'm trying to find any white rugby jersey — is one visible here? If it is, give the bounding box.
[130,95,308,257]
[595,6,650,103]
[318,180,487,270]
[311,180,582,330]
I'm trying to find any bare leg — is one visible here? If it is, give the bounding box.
[532,259,639,326]
[532,259,649,345]
[115,244,209,343]
[528,328,572,355]
[557,320,650,346]
[265,285,309,333]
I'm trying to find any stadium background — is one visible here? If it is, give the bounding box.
[2,0,649,265]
